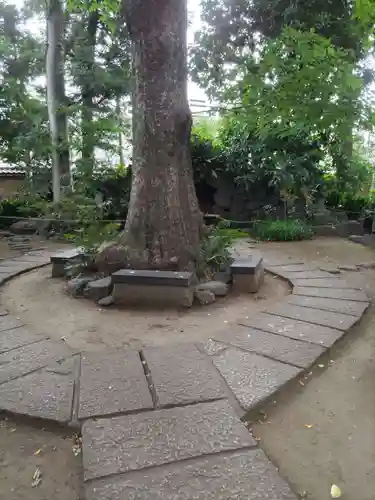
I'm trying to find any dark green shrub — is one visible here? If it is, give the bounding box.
[251,219,313,241]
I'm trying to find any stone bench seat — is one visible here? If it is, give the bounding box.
[230,255,264,293]
[50,248,84,277]
[112,269,195,307]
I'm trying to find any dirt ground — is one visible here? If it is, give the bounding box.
[1,265,288,352]
[1,236,375,500]
[0,416,83,500]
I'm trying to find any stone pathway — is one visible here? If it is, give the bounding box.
[0,249,370,499]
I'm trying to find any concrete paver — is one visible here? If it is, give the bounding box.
[293,286,369,302]
[82,400,256,481]
[0,327,47,354]
[214,326,325,368]
[0,338,74,384]
[79,350,153,420]
[287,295,369,317]
[85,449,298,500]
[142,343,227,407]
[213,349,301,411]
[240,312,344,347]
[266,303,359,331]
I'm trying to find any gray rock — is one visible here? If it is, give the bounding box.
[10,220,37,234]
[196,280,229,296]
[82,400,255,481]
[213,348,301,411]
[195,289,215,305]
[97,295,114,307]
[319,266,341,274]
[67,275,94,297]
[85,276,112,301]
[142,343,227,407]
[85,449,298,500]
[337,264,359,272]
[357,261,375,269]
[213,269,232,284]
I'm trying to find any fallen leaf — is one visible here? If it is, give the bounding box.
[9,428,16,433]
[32,467,42,487]
[72,444,81,457]
[33,449,42,456]
[318,364,325,368]
[299,380,305,387]
[304,424,313,429]
[330,484,342,498]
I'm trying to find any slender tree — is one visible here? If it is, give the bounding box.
[46,0,70,202]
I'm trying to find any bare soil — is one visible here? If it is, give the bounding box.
[1,265,288,351]
[0,415,83,500]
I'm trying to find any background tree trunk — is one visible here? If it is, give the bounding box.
[118,0,203,269]
[46,0,70,202]
[81,10,98,175]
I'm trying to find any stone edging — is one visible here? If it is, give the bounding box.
[0,249,370,499]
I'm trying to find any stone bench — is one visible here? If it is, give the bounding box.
[112,269,195,307]
[230,255,264,293]
[50,248,84,277]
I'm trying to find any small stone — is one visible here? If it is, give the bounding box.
[97,295,114,307]
[357,261,375,269]
[84,277,112,301]
[10,220,37,234]
[196,281,229,297]
[67,275,94,298]
[319,266,341,275]
[337,265,358,272]
[195,290,215,305]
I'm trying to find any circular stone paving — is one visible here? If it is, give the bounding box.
[0,247,370,500]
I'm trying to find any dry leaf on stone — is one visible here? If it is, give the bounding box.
[32,467,42,487]
[33,448,42,456]
[304,424,313,429]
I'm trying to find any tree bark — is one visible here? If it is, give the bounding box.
[46,0,70,202]
[106,0,203,270]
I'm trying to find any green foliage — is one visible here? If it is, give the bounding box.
[194,225,234,279]
[251,219,314,241]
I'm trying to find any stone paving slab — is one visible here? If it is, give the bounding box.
[85,449,298,500]
[0,315,24,332]
[262,256,304,267]
[0,367,74,422]
[293,286,369,302]
[213,349,301,411]
[0,327,47,354]
[266,303,358,331]
[240,312,344,347]
[214,326,325,368]
[79,350,153,420]
[142,343,227,407]
[82,400,255,481]
[11,254,50,263]
[267,263,318,273]
[281,270,341,280]
[290,278,362,289]
[0,339,73,384]
[287,295,369,317]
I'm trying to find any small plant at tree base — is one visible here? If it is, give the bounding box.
[194,223,235,280]
[251,219,313,241]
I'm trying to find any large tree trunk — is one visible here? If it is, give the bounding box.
[46,0,70,202]
[102,0,203,270]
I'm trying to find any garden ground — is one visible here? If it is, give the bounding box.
[0,236,374,500]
